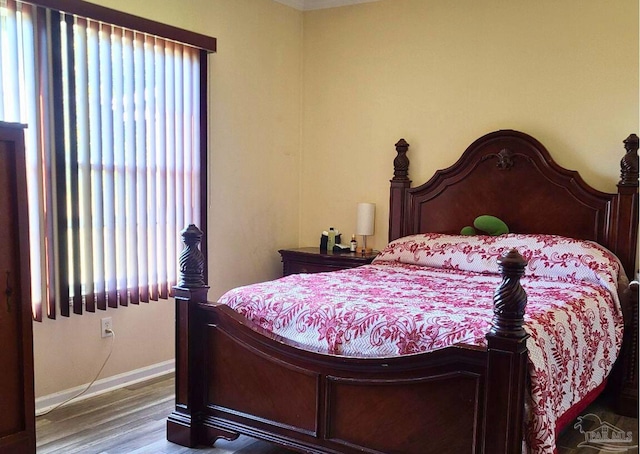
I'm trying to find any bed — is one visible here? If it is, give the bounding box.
[166,130,639,454]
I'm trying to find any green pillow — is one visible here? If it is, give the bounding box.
[460,226,476,236]
[473,215,509,236]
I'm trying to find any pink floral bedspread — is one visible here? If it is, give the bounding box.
[219,234,625,454]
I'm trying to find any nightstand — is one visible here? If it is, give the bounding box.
[278,247,378,276]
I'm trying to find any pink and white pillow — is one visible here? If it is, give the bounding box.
[373,233,625,296]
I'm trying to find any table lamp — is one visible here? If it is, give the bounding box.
[356,202,375,254]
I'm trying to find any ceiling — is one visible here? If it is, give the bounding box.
[273,0,382,11]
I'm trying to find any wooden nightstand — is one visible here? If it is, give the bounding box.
[278,247,378,276]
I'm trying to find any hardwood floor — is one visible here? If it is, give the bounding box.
[36,374,294,454]
[36,373,638,454]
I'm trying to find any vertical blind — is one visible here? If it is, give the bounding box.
[0,0,208,320]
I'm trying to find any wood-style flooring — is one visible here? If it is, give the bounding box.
[36,373,638,454]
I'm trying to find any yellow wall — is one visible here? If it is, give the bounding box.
[300,0,639,251]
[33,0,638,398]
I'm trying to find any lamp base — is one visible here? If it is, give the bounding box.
[357,235,373,255]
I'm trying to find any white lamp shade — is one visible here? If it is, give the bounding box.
[356,203,375,236]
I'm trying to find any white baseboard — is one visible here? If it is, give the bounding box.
[35,359,175,415]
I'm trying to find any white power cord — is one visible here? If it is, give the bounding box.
[36,328,116,417]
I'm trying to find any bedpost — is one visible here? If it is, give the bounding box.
[613,133,639,279]
[483,249,529,454]
[167,224,209,447]
[617,280,639,416]
[611,133,640,418]
[389,138,411,242]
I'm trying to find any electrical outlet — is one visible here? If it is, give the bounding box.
[101,317,113,338]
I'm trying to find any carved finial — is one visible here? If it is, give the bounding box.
[491,249,528,338]
[178,224,205,288]
[393,138,410,180]
[620,134,639,187]
[496,148,514,170]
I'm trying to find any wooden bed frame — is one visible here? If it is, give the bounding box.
[167,130,638,454]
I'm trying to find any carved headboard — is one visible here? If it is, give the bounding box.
[389,130,639,278]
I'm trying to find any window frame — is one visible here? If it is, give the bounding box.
[15,0,215,319]
[24,0,216,52]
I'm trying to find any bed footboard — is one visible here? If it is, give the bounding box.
[196,303,488,453]
[167,225,530,454]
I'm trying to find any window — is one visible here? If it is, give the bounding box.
[0,0,215,319]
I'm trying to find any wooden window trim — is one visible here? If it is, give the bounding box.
[24,0,216,52]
